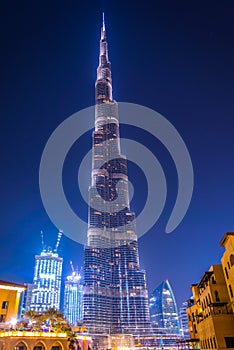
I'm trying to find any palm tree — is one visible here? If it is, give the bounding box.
[67,332,78,350]
[41,307,68,331]
[24,308,69,332]
[24,310,41,330]
[24,310,40,321]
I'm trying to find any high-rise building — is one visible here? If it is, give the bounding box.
[149,279,180,335]
[83,15,150,335]
[18,283,35,318]
[30,231,63,312]
[179,302,189,339]
[63,263,83,326]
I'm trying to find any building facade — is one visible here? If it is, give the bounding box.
[149,279,180,335]
[0,331,92,350]
[19,283,35,318]
[0,280,26,324]
[220,232,234,313]
[187,263,234,349]
[30,249,63,312]
[63,270,83,326]
[83,15,150,335]
[179,302,190,339]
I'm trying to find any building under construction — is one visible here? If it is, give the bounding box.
[29,230,63,312]
[63,261,83,326]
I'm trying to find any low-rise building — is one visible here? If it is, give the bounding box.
[0,280,26,324]
[0,331,92,350]
[220,232,234,313]
[187,231,234,349]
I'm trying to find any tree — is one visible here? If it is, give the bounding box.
[67,332,78,350]
[24,308,70,332]
[40,307,69,331]
[24,310,42,330]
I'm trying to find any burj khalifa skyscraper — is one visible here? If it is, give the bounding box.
[83,15,150,335]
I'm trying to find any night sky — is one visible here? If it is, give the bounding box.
[1,0,234,309]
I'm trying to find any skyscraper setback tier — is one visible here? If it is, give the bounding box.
[83,16,150,334]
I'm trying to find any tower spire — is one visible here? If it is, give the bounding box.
[101,12,106,41]
[97,13,112,102]
[102,12,105,32]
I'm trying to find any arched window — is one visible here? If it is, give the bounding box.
[33,342,45,350]
[214,290,220,302]
[51,341,63,350]
[15,342,27,350]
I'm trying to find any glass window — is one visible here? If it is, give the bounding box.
[1,301,8,309]
[229,285,234,298]
[225,337,234,348]
[0,314,6,322]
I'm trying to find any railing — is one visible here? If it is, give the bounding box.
[0,331,67,338]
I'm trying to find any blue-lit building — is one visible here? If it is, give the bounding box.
[83,15,150,335]
[149,279,180,334]
[19,283,35,318]
[63,269,83,326]
[179,301,190,339]
[30,231,63,312]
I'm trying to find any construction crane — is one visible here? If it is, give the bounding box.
[40,230,46,251]
[70,260,75,273]
[69,261,82,281]
[54,229,63,252]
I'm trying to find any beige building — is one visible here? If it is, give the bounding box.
[220,232,234,313]
[0,280,26,323]
[187,232,234,349]
[0,280,93,350]
[0,331,92,350]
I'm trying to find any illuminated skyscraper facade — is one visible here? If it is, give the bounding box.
[179,302,189,338]
[19,283,35,318]
[83,16,150,334]
[30,248,63,312]
[63,270,83,326]
[149,279,180,334]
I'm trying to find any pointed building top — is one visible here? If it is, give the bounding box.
[101,12,106,41]
[102,12,105,32]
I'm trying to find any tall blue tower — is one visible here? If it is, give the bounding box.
[30,231,63,312]
[63,263,83,326]
[149,279,180,334]
[83,15,150,335]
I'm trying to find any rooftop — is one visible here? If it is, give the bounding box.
[0,280,26,291]
[220,232,234,246]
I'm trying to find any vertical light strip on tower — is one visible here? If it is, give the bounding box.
[83,15,150,335]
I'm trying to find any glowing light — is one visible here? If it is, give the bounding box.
[10,318,17,326]
[39,273,55,280]
[0,285,25,292]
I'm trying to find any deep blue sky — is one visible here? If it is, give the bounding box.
[0,0,234,308]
